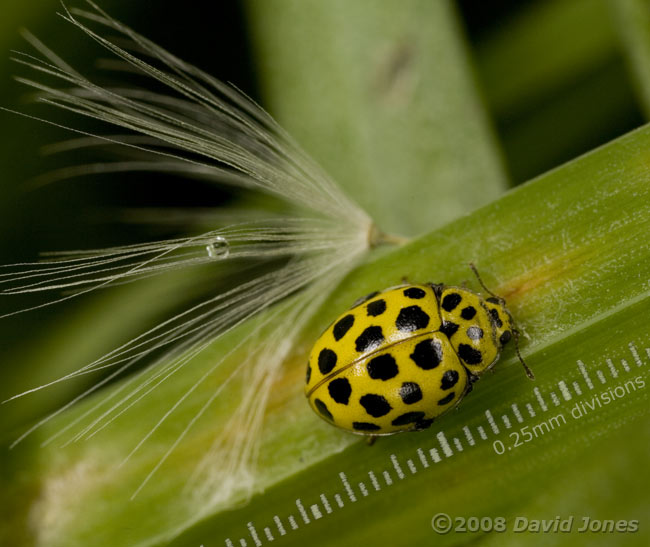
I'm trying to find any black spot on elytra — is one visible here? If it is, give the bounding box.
[366,299,387,317]
[438,392,455,405]
[318,348,337,374]
[333,314,354,341]
[415,418,434,430]
[306,364,311,384]
[466,326,483,340]
[355,326,385,352]
[440,321,459,337]
[461,306,476,320]
[500,330,512,345]
[458,344,483,365]
[353,421,381,431]
[410,338,443,370]
[360,394,392,417]
[403,287,426,299]
[328,378,352,404]
[391,411,425,426]
[442,292,462,311]
[367,354,399,380]
[314,398,333,420]
[395,305,430,332]
[440,369,459,390]
[399,382,422,404]
[489,308,503,328]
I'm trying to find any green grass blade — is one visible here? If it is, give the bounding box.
[4,119,649,547]
[245,0,507,236]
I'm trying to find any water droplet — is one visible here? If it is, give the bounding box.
[205,236,229,259]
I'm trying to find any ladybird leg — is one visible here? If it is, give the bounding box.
[366,435,378,446]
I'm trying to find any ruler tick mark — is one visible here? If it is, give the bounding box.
[577,360,594,389]
[296,499,310,523]
[463,425,476,444]
[273,516,286,536]
[534,387,548,411]
[606,358,618,378]
[390,454,405,478]
[558,381,571,400]
[629,343,643,367]
[310,504,322,520]
[382,470,393,485]
[339,472,357,502]
[485,409,500,434]
[417,447,429,468]
[320,494,332,514]
[247,522,262,547]
[436,431,454,456]
[525,403,536,417]
[368,471,381,490]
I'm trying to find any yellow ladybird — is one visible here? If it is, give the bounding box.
[305,266,533,435]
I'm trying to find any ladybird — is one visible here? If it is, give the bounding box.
[305,265,533,436]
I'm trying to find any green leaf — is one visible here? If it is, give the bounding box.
[245,0,507,236]
[5,117,649,547]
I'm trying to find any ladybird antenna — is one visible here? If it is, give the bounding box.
[468,263,502,301]
[513,328,535,380]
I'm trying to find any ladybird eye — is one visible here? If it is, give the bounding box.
[500,331,512,345]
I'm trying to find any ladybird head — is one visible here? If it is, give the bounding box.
[484,297,514,348]
[468,263,534,380]
[483,295,534,380]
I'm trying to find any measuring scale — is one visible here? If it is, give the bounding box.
[170,295,650,546]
